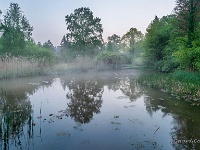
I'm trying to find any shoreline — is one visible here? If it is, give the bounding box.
[137,71,200,106]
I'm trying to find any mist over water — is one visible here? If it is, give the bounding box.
[0,70,199,150]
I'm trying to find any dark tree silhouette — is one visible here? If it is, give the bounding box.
[66,79,103,124]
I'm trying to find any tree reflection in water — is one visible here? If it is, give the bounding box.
[143,87,200,149]
[0,88,33,149]
[66,78,104,124]
[105,76,143,101]
[0,77,53,149]
[118,77,143,101]
[64,71,143,124]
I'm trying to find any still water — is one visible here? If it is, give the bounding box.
[0,70,200,150]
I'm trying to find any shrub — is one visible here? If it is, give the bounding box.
[173,46,200,71]
[95,51,122,69]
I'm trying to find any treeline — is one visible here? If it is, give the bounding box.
[59,7,144,69]
[0,3,55,61]
[59,0,200,72]
[143,0,200,72]
[1,1,200,73]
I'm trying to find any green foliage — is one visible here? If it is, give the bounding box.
[107,34,121,51]
[106,41,114,51]
[0,3,56,63]
[24,41,55,60]
[120,52,132,64]
[43,40,54,52]
[193,22,200,46]
[174,0,200,47]
[65,7,103,57]
[96,51,122,69]
[173,46,200,71]
[141,13,198,73]
[121,27,143,53]
[173,70,200,84]
[137,71,200,102]
[143,15,178,72]
[0,3,33,55]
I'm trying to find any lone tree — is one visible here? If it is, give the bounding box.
[0,3,33,55]
[65,7,103,57]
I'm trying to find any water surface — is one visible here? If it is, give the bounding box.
[0,70,200,150]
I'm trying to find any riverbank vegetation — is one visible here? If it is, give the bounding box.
[138,71,200,104]
[0,3,56,79]
[0,1,200,102]
[137,0,200,102]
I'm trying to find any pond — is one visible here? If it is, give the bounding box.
[0,69,200,150]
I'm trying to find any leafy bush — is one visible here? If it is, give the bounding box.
[154,57,178,73]
[120,52,132,64]
[95,51,122,69]
[24,42,55,60]
[173,46,200,71]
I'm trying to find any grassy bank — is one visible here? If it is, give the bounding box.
[0,56,117,79]
[137,70,200,104]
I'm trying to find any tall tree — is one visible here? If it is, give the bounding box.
[43,40,54,52]
[174,0,200,47]
[121,27,143,53]
[0,3,33,55]
[59,35,69,61]
[65,7,103,57]
[60,35,68,49]
[143,15,177,72]
[107,34,121,51]
[0,9,2,23]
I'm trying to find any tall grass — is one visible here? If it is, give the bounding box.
[137,71,200,104]
[0,55,53,79]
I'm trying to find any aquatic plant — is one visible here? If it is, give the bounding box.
[137,71,200,104]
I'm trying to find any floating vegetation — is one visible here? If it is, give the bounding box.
[111,121,121,125]
[124,105,136,108]
[56,131,71,137]
[81,140,90,144]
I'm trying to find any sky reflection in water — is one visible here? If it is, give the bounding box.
[0,70,200,150]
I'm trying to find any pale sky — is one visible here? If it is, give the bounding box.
[0,0,175,46]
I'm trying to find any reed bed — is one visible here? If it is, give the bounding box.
[0,55,53,79]
[137,71,200,104]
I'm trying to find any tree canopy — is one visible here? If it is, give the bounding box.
[0,3,33,55]
[121,28,143,53]
[174,0,200,47]
[65,7,103,57]
[107,34,121,51]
